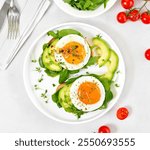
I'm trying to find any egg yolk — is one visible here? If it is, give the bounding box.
[59,41,86,64]
[78,82,101,105]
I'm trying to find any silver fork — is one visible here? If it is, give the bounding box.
[7,0,20,39]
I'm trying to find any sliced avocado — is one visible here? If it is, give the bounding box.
[42,39,62,72]
[101,50,119,81]
[58,84,84,118]
[105,50,119,73]
[48,39,59,53]
[92,37,110,67]
[58,85,68,103]
[100,72,114,81]
[58,84,72,109]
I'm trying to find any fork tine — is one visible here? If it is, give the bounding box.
[7,16,10,39]
[7,2,20,40]
[17,15,20,36]
[14,16,17,39]
[9,16,14,39]
[13,16,17,39]
[12,16,16,39]
[8,15,13,39]
[15,15,19,39]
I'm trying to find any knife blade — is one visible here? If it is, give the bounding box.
[0,0,10,31]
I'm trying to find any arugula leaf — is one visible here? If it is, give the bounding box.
[64,0,72,3]
[52,90,62,108]
[83,0,92,10]
[59,69,70,84]
[85,56,99,67]
[65,105,84,119]
[47,31,58,38]
[100,78,111,91]
[69,69,80,74]
[64,0,109,11]
[99,90,113,109]
[65,76,82,85]
[104,0,109,8]
[47,29,82,39]
[45,69,60,77]
[57,29,82,38]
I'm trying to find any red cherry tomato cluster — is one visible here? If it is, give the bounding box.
[117,0,150,24]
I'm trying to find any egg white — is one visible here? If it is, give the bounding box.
[54,34,91,70]
[70,76,105,112]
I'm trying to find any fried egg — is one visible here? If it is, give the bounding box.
[70,76,105,112]
[55,34,91,70]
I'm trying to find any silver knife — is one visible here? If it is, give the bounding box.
[0,0,10,31]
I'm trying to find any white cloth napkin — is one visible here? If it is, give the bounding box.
[0,0,51,70]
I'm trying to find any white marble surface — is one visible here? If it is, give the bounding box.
[0,0,150,133]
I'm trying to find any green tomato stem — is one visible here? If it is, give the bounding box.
[139,1,148,12]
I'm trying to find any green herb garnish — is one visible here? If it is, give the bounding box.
[32,59,37,63]
[35,67,42,73]
[41,90,48,99]
[96,34,102,38]
[34,85,40,90]
[115,83,120,87]
[52,84,56,87]
[116,70,121,74]
[38,74,44,83]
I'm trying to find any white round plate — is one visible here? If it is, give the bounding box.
[54,0,117,18]
[23,22,125,124]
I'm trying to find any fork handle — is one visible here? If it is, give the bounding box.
[10,0,14,7]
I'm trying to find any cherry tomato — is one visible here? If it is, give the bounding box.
[145,49,150,61]
[141,12,150,24]
[128,9,140,22]
[121,0,134,9]
[116,107,129,120]
[117,12,128,24]
[98,126,111,133]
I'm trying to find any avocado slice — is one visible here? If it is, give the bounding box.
[42,39,62,72]
[100,72,114,81]
[101,50,119,81]
[58,84,72,109]
[92,37,111,67]
[105,50,119,73]
[58,84,84,118]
